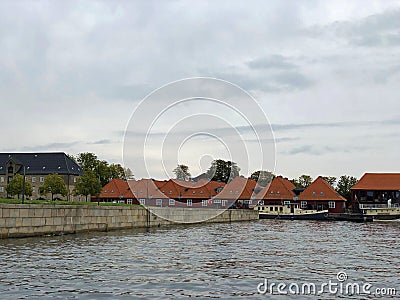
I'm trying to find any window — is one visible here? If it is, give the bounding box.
[214,199,221,204]
[187,199,192,206]
[169,199,175,206]
[229,190,233,194]
[73,177,77,183]
[270,207,273,212]
[0,187,4,192]
[279,207,283,212]
[32,187,35,193]
[329,201,335,208]
[111,190,114,193]
[283,201,290,205]
[139,198,145,205]
[0,177,4,183]
[320,192,324,196]
[8,166,13,173]
[32,177,36,183]
[169,190,172,195]
[222,200,227,206]
[127,199,133,205]
[156,199,162,206]
[39,177,44,182]
[312,192,316,196]
[202,200,207,207]
[301,201,307,208]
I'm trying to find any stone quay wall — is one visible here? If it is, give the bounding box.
[0,204,258,238]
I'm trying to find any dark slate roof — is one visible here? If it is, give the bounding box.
[0,152,83,175]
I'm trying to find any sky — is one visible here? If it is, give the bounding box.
[1,0,399,180]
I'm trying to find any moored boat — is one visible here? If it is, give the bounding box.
[254,203,329,220]
[359,204,400,221]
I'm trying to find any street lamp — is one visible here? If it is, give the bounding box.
[21,166,28,204]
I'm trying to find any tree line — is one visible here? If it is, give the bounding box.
[173,159,358,201]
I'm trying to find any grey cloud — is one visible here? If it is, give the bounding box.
[247,55,297,70]
[88,139,114,145]
[307,8,400,48]
[283,144,369,156]
[0,141,80,152]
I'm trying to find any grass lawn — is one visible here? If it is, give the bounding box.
[0,198,139,207]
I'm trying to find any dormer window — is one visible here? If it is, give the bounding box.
[7,166,13,173]
[320,192,324,196]
[111,190,114,193]
[312,192,316,196]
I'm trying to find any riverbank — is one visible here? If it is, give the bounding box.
[0,204,258,239]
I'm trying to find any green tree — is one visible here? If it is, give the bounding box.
[109,163,126,180]
[76,152,131,186]
[6,174,33,199]
[322,176,337,187]
[124,167,135,180]
[292,175,313,188]
[206,159,240,183]
[250,170,275,186]
[173,164,191,181]
[39,174,68,201]
[336,175,358,201]
[76,152,99,171]
[74,170,99,201]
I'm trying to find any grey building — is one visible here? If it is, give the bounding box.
[0,152,83,201]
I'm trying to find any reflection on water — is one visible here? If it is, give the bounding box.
[0,221,399,299]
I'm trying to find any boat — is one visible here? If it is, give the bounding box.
[359,204,400,221]
[254,203,329,220]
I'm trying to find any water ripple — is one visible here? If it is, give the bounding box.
[0,221,399,299]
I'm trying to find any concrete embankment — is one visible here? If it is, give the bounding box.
[0,204,258,239]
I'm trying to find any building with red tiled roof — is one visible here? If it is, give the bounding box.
[214,176,257,208]
[255,176,296,205]
[298,176,346,213]
[350,173,400,211]
[97,178,138,204]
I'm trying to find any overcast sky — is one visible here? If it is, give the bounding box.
[1,0,399,180]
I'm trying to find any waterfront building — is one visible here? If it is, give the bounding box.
[350,173,400,212]
[97,178,138,204]
[96,178,227,208]
[0,152,83,201]
[298,176,346,213]
[214,176,257,208]
[254,176,297,205]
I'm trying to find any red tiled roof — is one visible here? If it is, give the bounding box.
[298,177,346,202]
[214,176,257,200]
[128,179,169,199]
[255,176,296,200]
[351,173,400,190]
[100,178,134,199]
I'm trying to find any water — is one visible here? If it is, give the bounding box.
[0,220,399,299]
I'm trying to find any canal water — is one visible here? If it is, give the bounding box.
[0,220,399,299]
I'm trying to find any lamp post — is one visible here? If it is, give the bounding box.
[21,166,26,204]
